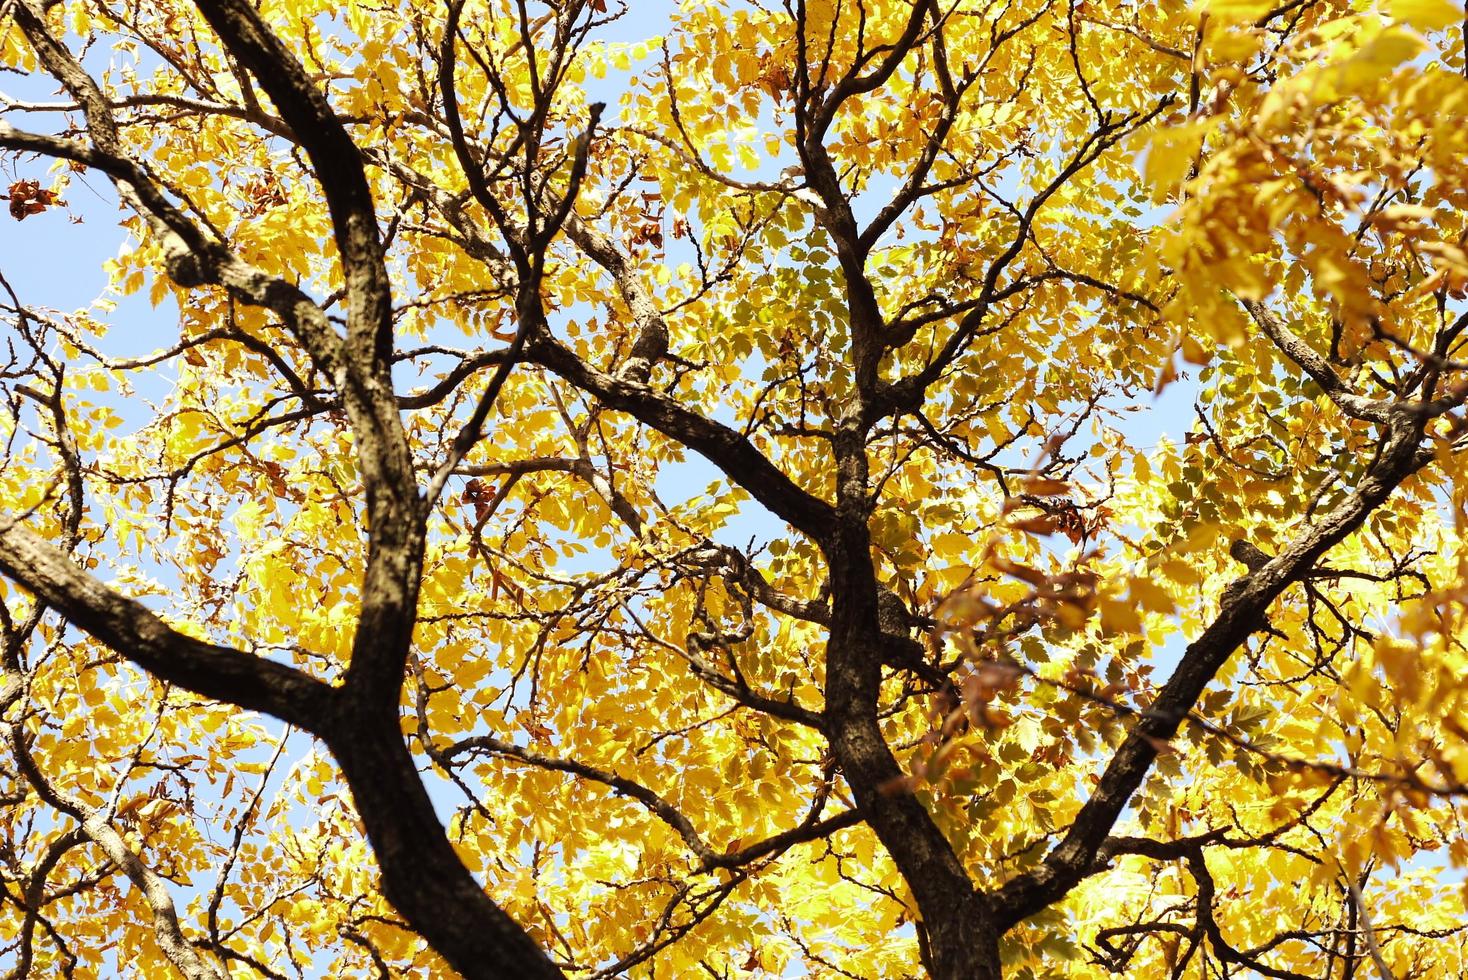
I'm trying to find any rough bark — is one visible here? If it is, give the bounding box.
[0,522,334,731]
[325,707,566,980]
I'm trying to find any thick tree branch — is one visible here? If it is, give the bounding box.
[562,214,671,384]
[525,333,836,540]
[992,411,1433,926]
[0,522,335,730]
[189,0,424,716]
[1241,300,1392,422]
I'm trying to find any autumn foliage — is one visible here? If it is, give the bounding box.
[3,0,1468,977]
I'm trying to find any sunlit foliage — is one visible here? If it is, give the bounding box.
[2,0,1468,976]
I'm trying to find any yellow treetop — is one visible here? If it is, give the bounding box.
[2,0,1468,976]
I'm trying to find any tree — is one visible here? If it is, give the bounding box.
[1,0,1467,975]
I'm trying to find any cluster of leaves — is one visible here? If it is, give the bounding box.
[1,0,1468,977]
[1,177,60,219]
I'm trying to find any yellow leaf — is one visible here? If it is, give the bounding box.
[1131,578,1176,615]
[931,532,971,556]
[1391,0,1463,30]
[1376,637,1422,701]
[1159,558,1201,586]
[1333,26,1427,92]
[1099,598,1142,635]
[1206,26,1265,63]
[1201,0,1274,23]
[1179,333,1213,366]
[1145,124,1206,202]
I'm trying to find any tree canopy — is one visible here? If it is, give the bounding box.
[2,0,1468,976]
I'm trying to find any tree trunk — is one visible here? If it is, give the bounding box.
[926,909,1003,980]
[329,709,564,980]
